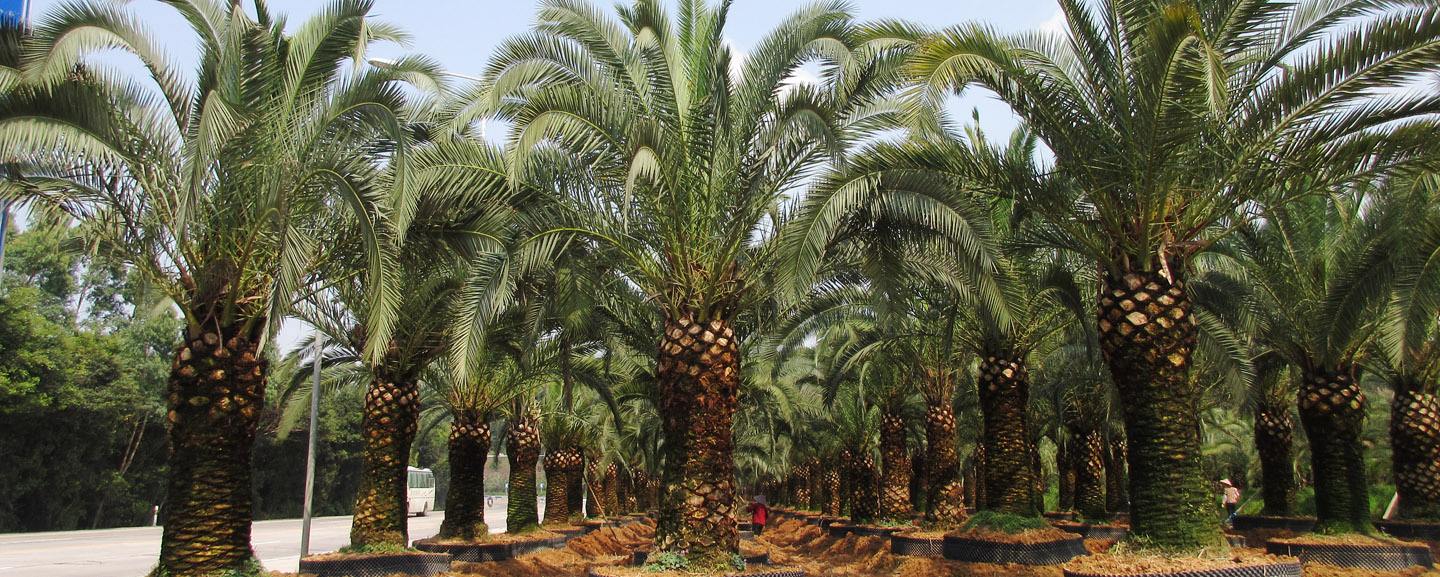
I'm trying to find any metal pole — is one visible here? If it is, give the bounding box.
[0,200,11,280]
[300,332,324,557]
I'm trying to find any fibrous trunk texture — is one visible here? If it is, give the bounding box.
[1058,440,1076,512]
[1074,428,1107,520]
[1104,434,1129,513]
[911,450,929,512]
[1254,403,1297,517]
[879,411,913,521]
[977,355,1037,516]
[1299,368,1370,533]
[603,462,620,516]
[585,459,604,518]
[823,468,841,516]
[849,452,880,524]
[506,412,541,532]
[439,412,490,540]
[350,376,420,547]
[1098,268,1220,550]
[970,445,987,508]
[157,325,266,577]
[925,401,965,527]
[654,314,740,570]
[543,446,582,524]
[838,449,854,516]
[1392,379,1440,520]
[793,464,813,511]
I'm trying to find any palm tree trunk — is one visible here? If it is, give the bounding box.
[1074,428,1107,520]
[838,449,854,516]
[1254,403,1297,517]
[543,447,581,524]
[157,325,266,577]
[1098,267,1220,550]
[970,445,987,508]
[849,452,880,524]
[977,355,1038,515]
[506,412,541,533]
[585,458,604,517]
[654,314,740,571]
[793,464,813,511]
[439,412,490,540]
[1298,367,1370,533]
[911,449,929,513]
[879,411,913,521]
[350,377,420,547]
[823,468,842,516]
[569,463,586,516]
[925,400,965,527]
[1391,379,1440,520]
[603,462,620,516]
[1058,440,1075,512]
[1104,433,1129,513]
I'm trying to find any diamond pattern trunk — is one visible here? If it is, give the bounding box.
[1391,379,1440,520]
[620,470,637,513]
[157,325,266,577]
[1098,267,1220,550]
[1104,434,1129,513]
[654,314,740,571]
[823,468,841,516]
[439,413,490,539]
[849,452,880,524]
[925,402,965,527]
[506,412,541,532]
[603,462,620,516]
[585,459,604,517]
[543,447,582,524]
[879,412,913,521]
[1074,428,1107,520]
[793,464,813,511]
[350,376,420,547]
[1254,403,1297,517]
[1298,368,1369,533]
[977,355,1037,515]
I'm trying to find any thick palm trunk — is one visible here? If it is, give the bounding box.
[585,459,604,517]
[1074,428,1107,520]
[970,445,987,508]
[1105,434,1129,513]
[823,468,842,515]
[1058,440,1075,511]
[1254,403,1297,517]
[506,412,541,532]
[439,412,490,540]
[838,449,855,516]
[157,325,266,577]
[925,401,965,527]
[793,464,813,511]
[350,377,420,547]
[603,462,620,516]
[879,412,912,521]
[911,450,929,512]
[849,452,880,524]
[1391,379,1440,520]
[1298,367,1370,533]
[1098,267,1220,550]
[654,314,740,570]
[977,355,1037,515]
[543,447,582,524]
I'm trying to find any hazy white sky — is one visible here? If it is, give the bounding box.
[24,0,1065,350]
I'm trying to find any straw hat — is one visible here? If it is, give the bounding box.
[1219,479,1234,486]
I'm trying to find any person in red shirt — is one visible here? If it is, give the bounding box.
[746,495,770,535]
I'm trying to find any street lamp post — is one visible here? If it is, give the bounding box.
[300,331,325,557]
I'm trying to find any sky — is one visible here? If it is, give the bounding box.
[22,0,1066,351]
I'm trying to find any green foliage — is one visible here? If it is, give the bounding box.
[962,510,1050,534]
[336,542,418,555]
[644,551,689,572]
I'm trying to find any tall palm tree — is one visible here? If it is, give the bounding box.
[1226,191,1407,533]
[1372,173,1440,521]
[479,0,908,567]
[906,0,1440,550]
[0,2,432,573]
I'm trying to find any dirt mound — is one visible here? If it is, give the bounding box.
[445,524,653,577]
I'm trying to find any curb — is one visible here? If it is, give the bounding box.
[942,533,1088,565]
[1265,539,1434,570]
[298,551,452,577]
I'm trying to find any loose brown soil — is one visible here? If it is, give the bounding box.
[947,525,1080,545]
[587,566,804,577]
[1063,546,1293,575]
[444,522,652,576]
[1269,534,1422,547]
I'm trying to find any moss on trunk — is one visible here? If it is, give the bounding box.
[1391,380,1440,520]
[506,412,541,532]
[350,376,420,548]
[439,413,490,540]
[1255,403,1297,518]
[879,411,913,521]
[977,355,1038,516]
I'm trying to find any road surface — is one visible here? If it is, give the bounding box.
[0,497,538,577]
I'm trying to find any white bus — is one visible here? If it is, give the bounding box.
[407,467,436,516]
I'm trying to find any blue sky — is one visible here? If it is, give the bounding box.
[24,0,1064,350]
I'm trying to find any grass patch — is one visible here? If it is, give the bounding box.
[962,510,1051,534]
[336,542,416,555]
[644,551,688,572]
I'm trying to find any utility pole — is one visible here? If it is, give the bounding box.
[300,332,324,557]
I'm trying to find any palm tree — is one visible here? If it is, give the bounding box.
[478,0,908,566]
[906,0,1440,550]
[0,2,432,572]
[1225,190,1407,533]
[1371,173,1440,521]
[1036,342,1119,520]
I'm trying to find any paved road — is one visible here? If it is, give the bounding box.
[0,497,538,577]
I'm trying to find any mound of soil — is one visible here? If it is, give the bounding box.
[420,530,563,546]
[445,522,653,577]
[1064,547,1293,576]
[1269,534,1420,547]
